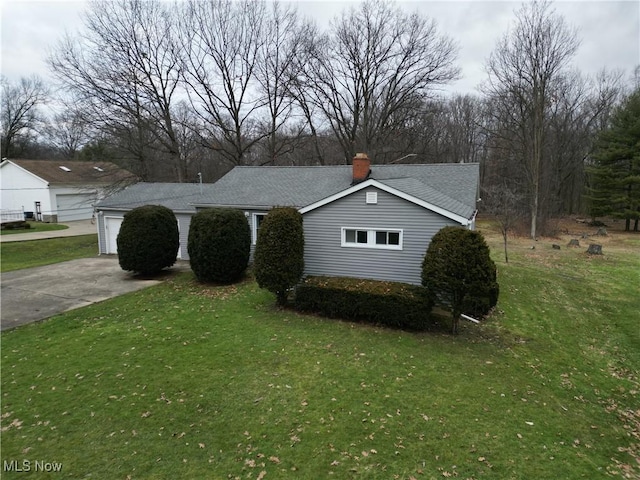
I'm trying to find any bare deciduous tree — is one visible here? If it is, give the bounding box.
[43,103,92,159]
[254,1,313,164]
[483,0,579,239]
[179,0,266,167]
[300,0,459,163]
[1,75,48,158]
[48,0,185,180]
[481,183,522,263]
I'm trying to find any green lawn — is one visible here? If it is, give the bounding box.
[1,225,638,479]
[0,234,98,272]
[0,221,68,235]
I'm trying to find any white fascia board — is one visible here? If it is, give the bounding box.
[1,160,49,186]
[299,179,470,225]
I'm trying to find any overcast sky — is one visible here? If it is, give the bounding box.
[1,0,639,96]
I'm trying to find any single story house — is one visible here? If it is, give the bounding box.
[95,182,217,259]
[95,154,479,285]
[0,159,134,222]
[194,154,479,285]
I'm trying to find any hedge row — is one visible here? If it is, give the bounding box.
[294,276,434,331]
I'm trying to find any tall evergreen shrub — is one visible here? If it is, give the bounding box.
[187,208,250,283]
[254,207,304,305]
[116,205,179,275]
[422,226,499,333]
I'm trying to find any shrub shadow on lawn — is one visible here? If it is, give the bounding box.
[128,260,193,281]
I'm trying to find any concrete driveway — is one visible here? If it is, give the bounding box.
[1,257,183,331]
[0,219,97,243]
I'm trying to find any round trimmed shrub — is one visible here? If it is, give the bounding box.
[116,205,179,275]
[421,226,498,333]
[254,207,304,305]
[188,208,250,283]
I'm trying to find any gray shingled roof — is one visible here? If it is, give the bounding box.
[195,163,479,219]
[96,182,217,213]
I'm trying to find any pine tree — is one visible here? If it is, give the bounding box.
[588,89,640,231]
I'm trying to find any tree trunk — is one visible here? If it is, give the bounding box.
[530,194,538,240]
[503,230,509,263]
[587,244,603,255]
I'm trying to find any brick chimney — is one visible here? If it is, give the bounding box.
[352,152,371,184]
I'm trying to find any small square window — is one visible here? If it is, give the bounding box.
[356,230,368,243]
[375,231,387,245]
[388,232,400,245]
[345,229,356,243]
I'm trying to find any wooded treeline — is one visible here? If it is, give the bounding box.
[1,0,637,236]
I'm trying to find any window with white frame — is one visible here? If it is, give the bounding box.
[341,227,403,250]
[252,213,267,244]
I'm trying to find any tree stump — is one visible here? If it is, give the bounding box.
[552,244,561,250]
[587,244,603,255]
[581,233,590,239]
[596,227,607,236]
[567,239,580,247]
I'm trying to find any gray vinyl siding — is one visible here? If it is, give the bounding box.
[97,208,193,260]
[302,187,459,285]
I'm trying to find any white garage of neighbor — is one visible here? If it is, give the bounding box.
[0,159,135,223]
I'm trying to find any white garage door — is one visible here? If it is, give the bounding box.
[104,216,182,259]
[56,194,95,221]
[105,216,123,254]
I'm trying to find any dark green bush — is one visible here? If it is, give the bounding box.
[116,205,179,275]
[294,276,433,331]
[421,226,498,333]
[254,207,304,305]
[187,208,250,284]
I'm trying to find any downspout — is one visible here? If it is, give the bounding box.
[468,209,478,230]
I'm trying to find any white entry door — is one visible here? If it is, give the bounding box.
[105,217,123,254]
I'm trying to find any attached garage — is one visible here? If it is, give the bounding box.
[104,216,124,254]
[102,214,182,259]
[56,193,96,222]
[95,183,217,260]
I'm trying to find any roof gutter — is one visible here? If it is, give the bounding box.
[190,203,301,211]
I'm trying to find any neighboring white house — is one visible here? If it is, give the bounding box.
[0,159,135,222]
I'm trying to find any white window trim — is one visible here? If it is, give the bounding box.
[341,227,403,250]
[251,212,268,245]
